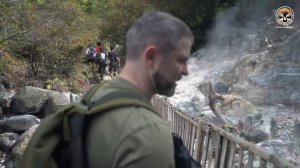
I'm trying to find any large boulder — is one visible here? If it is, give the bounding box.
[12,86,81,115]
[239,113,269,143]
[44,91,74,115]
[12,86,50,115]
[0,115,40,133]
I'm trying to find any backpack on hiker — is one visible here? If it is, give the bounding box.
[84,47,96,63]
[20,84,201,168]
[87,47,95,58]
[96,52,107,66]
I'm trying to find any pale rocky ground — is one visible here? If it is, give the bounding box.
[167,56,300,164]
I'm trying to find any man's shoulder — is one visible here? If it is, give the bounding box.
[92,106,166,128]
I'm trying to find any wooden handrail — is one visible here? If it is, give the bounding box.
[152,95,298,168]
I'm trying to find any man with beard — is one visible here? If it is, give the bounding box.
[86,11,193,168]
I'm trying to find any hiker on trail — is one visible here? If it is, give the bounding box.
[97,50,107,80]
[84,44,96,63]
[95,41,103,54]
[108,45,120,78]
[85,12,194,167]
[94,41,107,79]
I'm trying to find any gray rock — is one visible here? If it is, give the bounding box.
[69,92,81,103]
[12,86,50,114]
[0,133,19,153]
[0,92,14,108]
[0,115,40,133]
[12,86,81,116]
[0,83,5,96]
[0,106,2,118]
[213,81,229,94]
[242,128,269,143]
[240,114,269,143]
[5,124,39,168]
[44,91,72,115]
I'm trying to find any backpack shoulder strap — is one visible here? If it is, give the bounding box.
[81,82,106,106]
[68,89,155,168]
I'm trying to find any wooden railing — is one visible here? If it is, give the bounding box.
[152,96,298,168]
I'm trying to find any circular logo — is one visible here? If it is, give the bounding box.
[275,6,294,26]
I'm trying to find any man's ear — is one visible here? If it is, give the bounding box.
[143,45,157,67]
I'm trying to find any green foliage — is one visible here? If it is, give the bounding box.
[95,0,152,54]
[0,58,7,73]
[1,0,98,79]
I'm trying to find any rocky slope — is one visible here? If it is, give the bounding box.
[168,9,300,164]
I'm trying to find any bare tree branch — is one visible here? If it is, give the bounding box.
[0,15,55,44]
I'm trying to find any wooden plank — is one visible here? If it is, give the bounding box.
[248,152,254,168]
[195,123,203,162]
[201,129,209,167]
[190,125,196,156]
[182,119,186,145]
[237,147,244,168]
[179,116,183,138]
[260,159,267,168]
[207,132,214,168]
[186,121,192,150]
[168,105,172,123]
[227,141,236,168]
[171,108,174,132]
[177,114,181,136]
[184,119,189,147]
[214,135,222,168]
[219,138,228,168]
[163,103,167,119]
[175,113,178,134]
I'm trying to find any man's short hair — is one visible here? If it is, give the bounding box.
[126,12,193,60]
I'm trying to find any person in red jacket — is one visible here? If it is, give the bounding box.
[95,41,103,54]
[95,41,107,79]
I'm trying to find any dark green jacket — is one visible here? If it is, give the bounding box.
[86,77,175,168]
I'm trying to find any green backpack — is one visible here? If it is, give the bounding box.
[19,83,154,168]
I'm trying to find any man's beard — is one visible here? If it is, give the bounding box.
[153,71,177,97]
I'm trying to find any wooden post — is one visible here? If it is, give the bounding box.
[201,129,209,167]
[248,152,254,168]
[195,123,203,162]
[260,159,267,168]
[214,134,222,168]
[207,132,214,168]
[237,147,244,168]
[219,139,228,168]
[227,141,236,168]
[190,125,196,156]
